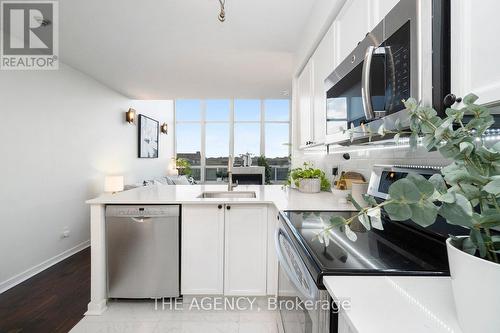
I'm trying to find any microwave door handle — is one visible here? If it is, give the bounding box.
[361,46,375,121]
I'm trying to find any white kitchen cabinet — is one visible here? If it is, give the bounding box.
[451,0,500,105]
[181,205,224,295]
[333,0,397,65]
[334,0,373,65]
[311,24,335,146]
[224,204,268,296]
[298,59,314,148]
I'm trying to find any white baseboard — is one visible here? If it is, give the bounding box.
[0,240,90,294]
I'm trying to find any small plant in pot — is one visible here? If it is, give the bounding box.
[175,158,192,177]
[287,163,331,193]
[322,94,500,333]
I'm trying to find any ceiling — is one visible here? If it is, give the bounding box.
[59,0,317,99]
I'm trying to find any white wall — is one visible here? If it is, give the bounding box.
[0,64,174,292]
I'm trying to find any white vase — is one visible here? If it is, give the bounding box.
[446,237,500,333]
[298,178,321,193]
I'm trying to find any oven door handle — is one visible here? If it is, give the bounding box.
[361,45,375,121]
[275,227,314,300]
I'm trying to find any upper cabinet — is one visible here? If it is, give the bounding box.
[333,0,400,64]
[297,60,314,148]
[334,0,373,65]
[297,25,335,150]
[451,0,500,105]
[311,25,335,146]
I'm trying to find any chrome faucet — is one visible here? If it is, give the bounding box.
[227,155,238,191]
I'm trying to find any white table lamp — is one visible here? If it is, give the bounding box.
[104,176,124,193]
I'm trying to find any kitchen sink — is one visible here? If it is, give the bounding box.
[197,191,257,199]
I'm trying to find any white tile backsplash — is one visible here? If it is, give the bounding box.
[293,146,449,182]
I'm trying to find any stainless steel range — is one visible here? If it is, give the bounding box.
[275,165,468,333]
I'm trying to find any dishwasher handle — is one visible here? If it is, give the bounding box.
[131,217,152,223]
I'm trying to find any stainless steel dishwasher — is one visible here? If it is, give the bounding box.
[105,205,180,298]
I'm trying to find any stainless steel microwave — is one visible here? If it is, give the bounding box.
[325,0,450,145]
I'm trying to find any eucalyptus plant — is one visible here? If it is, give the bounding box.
[323,94,500,263]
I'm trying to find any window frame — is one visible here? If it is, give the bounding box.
[175,99,291,183]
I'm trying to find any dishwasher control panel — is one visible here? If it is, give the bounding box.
[105,205,180,217]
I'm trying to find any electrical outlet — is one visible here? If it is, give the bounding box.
[62,227,70,238]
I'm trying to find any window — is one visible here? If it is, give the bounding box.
[176,100,201,121]
[265,99,290,121]
[176,123,201,171]
[234,123,260,165]
[234,99,260,121]
[206,99,230,121]
[206,123,229,165]
[264,100,291,182]
[175,99,290,183]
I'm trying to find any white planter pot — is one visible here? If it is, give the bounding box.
[446,237,500,333]
[297,178,321,193]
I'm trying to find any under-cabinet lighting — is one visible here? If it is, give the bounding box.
[475,128,500,142]
[327,137,423,155]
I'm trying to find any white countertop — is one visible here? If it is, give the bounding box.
[86,184,355,211]
[323,276,463,333]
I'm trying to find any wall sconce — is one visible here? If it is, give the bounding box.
[160,123,168,134]
[125,108,136,124]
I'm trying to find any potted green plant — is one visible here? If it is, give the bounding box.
[175,158,192,176]
[287,163,331,193]
[322,94,500,333]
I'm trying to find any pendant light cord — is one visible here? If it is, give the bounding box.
[218,0,226,22]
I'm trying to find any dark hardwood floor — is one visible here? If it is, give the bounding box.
[0,247,90,333]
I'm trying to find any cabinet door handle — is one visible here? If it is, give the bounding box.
[218,204,223,209]
[443,93,463,108]
[226,205,231,210]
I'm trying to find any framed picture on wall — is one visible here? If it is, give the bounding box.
[138,115,159,158]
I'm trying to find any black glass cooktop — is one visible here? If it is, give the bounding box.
[281,211,450,288]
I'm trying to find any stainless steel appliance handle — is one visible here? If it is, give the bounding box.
[131,217,152,223]
[361,46,375,121]
[274,226,312,300]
